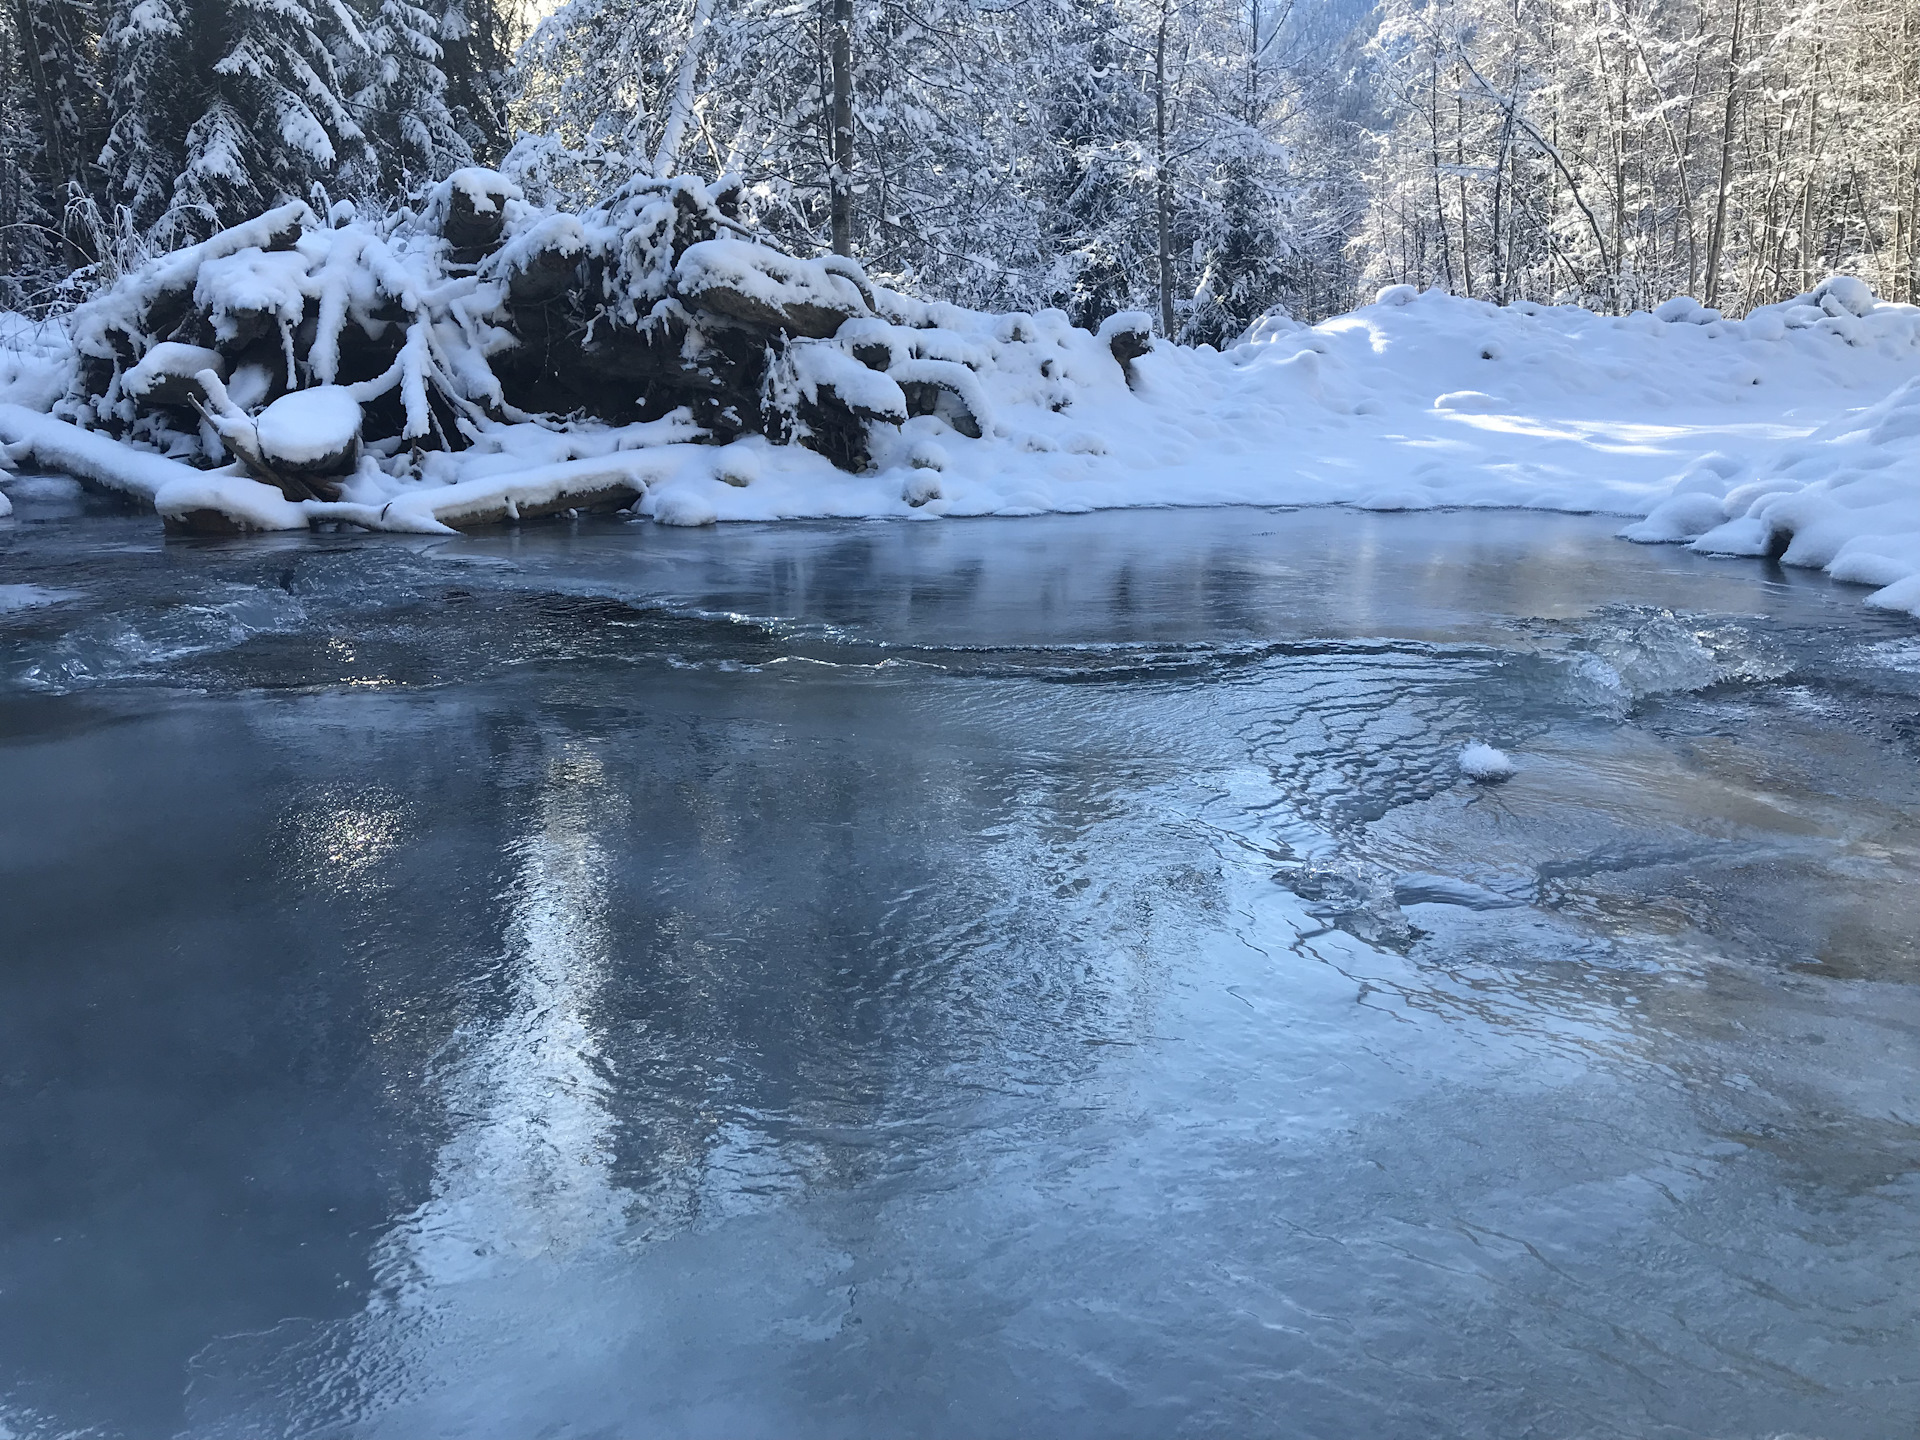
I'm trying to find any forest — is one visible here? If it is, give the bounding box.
[1,0,1915,341]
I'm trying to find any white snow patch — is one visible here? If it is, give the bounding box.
[1459,743,1518,782]
[122,343,226,401]
[650,485,720,527]
[1433,391,1507,413]
[256,386,362,465]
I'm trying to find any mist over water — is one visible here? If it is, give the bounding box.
[2,498,1916,1439]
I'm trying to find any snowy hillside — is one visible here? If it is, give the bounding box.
[1,194,1918,620]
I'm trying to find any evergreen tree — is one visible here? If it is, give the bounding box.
[99,0,367,242]
[348,0,473,195]
[2,0,108,300]
[1038,0,1156,329]
[434,0,505,164]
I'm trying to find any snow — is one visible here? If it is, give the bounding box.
[1459,743,1517,782]
[7,253,1920,621]
[0,315,72,411]
[671,239,872,330]
[119,342,226,401]
[781,339,907,421]
[255,386,361,465]
[446,166,523,212]
[0,402,306,528]
[649,485,720,527]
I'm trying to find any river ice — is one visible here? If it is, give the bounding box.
[0,500,1916,1438]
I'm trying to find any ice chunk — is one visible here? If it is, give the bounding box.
[1459,743,1517,782]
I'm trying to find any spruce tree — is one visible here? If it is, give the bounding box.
[100,0,366,242]
[348,0,473,195]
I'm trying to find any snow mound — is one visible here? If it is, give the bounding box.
[651,486,719,526]
[256,387,362,469]
[1640,374,1920,618]
[1459,743,1517,782]
[1433,391,1506,413]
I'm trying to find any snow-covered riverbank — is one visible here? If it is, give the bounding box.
[4,270,1919,618]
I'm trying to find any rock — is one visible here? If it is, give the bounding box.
[257,386,363,478]
[161,507,251,536]
[901,380,982,438]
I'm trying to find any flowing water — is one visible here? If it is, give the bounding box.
[1,483,1917,1439]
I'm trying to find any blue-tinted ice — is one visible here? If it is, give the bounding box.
[1,495,1916,1438]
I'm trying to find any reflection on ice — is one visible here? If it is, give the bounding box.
[0,508,1915,1438]
[234,751,635,1429]
[384,752,626,1288]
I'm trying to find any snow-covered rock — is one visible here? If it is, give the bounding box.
[1459,744,1518,782]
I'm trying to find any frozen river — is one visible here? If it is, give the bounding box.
[1,486,1916,1438]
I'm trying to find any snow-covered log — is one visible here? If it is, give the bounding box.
[21,165,1142,533]
[256,387,363,480]
[0,403,308,533]
[671,240,872,339]
[122,344,227,408]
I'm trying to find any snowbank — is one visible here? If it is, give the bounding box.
[1623,374,1920,619]
[3,188,1917,620]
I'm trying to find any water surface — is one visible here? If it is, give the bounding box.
[2,492,1916,1438]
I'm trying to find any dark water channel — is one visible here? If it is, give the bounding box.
[2,484,1917,1438]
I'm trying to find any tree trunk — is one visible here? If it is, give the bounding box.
[829,0,854,257]
[1429,51,1454,291]
[1703,0,1743,308]
[11,0,68,197]
[1155,2,1175,336]
[1456,85,1472,298]
[655,0,717,177]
